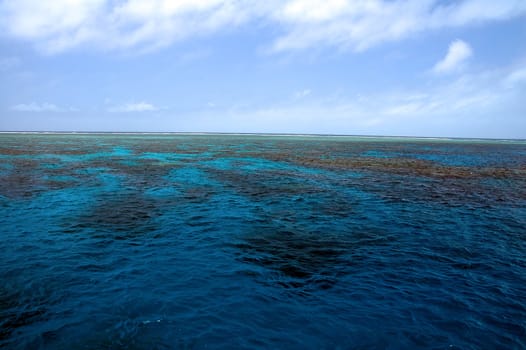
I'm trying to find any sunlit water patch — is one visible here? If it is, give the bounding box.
[0,134,525,349]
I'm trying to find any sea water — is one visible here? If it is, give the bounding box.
[0,134,525,349]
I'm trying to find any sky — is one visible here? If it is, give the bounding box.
[0,0,525,138]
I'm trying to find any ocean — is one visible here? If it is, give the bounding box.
[1,133,525,349]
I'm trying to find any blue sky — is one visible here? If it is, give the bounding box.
[0,0,525,138]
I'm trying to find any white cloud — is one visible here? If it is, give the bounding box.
[269,0,526,52]
[108,102,159,112]
[0,0,525,54]
[433,39,473,74]
[0,0,257,54]
[280,0,349,22]
[10,102,71,112]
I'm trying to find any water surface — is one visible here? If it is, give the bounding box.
[1,134,525,349]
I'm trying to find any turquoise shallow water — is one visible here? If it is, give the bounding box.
[0,134,525,349]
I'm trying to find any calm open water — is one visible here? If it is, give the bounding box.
[0,134,525,349]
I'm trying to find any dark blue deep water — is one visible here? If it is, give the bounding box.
[1,134,525,349]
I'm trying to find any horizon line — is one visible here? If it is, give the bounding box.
[0,130,525,142]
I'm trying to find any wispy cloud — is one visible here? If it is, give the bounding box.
[10,102,73,112]
[108,102,159,113]
[504,66,526,87]
[186,63,525,137]
[0,56,21,71]
[1,1,525,54]
[433,39,472,74]
[293,88,311,99]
